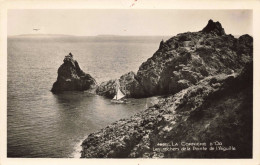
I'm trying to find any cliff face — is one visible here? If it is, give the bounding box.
[81,62,252,158]
[51,54,97,93]
[135,20,252,97]
[81,20,253,158]
[96,20,253,98]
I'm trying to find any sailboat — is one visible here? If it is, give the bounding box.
[111,85,126,104]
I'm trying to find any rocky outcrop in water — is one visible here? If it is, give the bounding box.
[96,19,252,98]
[51,53,97,93]
[96,71,146,98]
[81,62,252,158]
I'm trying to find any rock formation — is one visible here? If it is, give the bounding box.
[135,20,252,97]
[96,19,253,98]
[51,53,97,93]
[81,19,253,158]
[81,62,253,158]
[96,71,146,98]
[201,19,226,36]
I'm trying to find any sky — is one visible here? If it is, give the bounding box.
[8,9,252,36]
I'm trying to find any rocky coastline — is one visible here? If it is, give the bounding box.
[79,20,253,158]
[81,62,252,158]
[96,19,252,98]
[50,19,253,158]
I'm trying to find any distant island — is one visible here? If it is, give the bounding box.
[8,34,76,38]
[8,34,173,38]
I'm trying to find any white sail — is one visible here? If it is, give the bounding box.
[113,85,125,100]
[116,88,125,100]
[113,94,117,100]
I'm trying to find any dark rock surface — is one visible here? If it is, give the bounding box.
[135,20,252,97]
[96,79,118,98]
[96,20,252,98]
[201,19,226,36]
[81,62,252,158]
[81,19,253,158]
[51,54,97,93]
[96,71,146,98]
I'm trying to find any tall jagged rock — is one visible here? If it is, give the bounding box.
[135,19,252,97]
[201,19,226,36]
[95,19,252,98]
[51,54,97,93]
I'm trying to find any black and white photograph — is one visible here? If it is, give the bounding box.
[1,1,260,165]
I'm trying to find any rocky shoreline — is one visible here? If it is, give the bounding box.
[81,62,252,158]
[79,20,253,158]
[96,19,252,98]
[51,19,253,158]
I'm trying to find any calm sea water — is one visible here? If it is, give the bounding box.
[7,35,170,158]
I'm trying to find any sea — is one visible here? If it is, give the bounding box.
[7,35,171,158]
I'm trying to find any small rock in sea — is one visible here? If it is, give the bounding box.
[51,53,97,93]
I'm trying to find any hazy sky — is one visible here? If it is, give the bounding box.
[8,9,252,36]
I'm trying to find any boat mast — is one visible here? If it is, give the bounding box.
[116,85,118,100]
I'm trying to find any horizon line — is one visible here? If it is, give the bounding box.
[7,33,245,38]
[8,33,175,37]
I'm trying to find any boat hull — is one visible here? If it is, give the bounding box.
[111,99,126,104]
